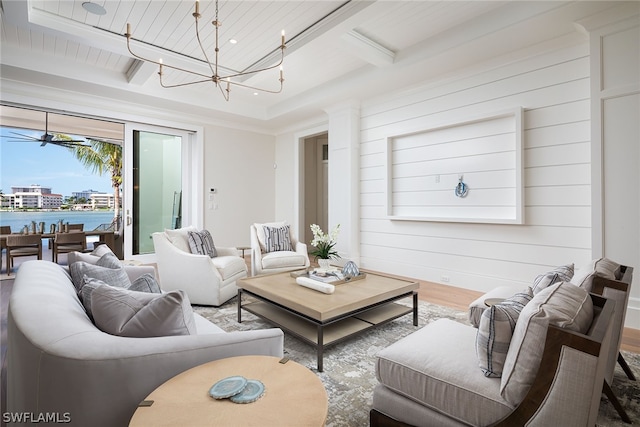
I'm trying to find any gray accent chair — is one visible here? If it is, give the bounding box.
[370,291,615,426]
[466,260,634,423]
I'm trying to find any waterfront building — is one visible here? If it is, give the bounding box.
[1,193,16,209]
[11,184,52,195]
[73,189,101,201]
[7,185,63,209]
[90,193,115,209]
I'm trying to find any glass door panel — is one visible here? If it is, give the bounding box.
[133,130,182,255]
[124,123,193,261]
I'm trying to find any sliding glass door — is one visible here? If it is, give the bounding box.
[123,123,197,261]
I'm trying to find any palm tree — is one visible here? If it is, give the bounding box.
[68,139,122,231]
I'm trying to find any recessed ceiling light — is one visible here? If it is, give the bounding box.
[253,92,259,96]
[82,2,107,16]
[229,39,238,44]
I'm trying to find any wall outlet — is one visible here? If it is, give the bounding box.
[441,275,450,283]
[435,175,440,183]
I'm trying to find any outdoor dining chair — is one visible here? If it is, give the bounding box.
[48,223,84,249]
[1,225,12,274]
[52,231,87,263]
[6,234,42,276]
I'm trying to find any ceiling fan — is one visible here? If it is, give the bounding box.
[3,112,90,148]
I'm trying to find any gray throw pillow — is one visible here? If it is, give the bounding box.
[531,264,574,295]
[571,257,621,291]
[68,243,115,265]
[476,287,533,377]
[263,224,293,252]
[81,273,161,319]
[70,252,131,292]
[500,282,594,405]
[130,273,162,293]
[187,229,218,258]
[90,284,196,338]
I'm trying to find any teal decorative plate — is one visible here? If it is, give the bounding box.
[209,376,248,399]
[229,379,265,404]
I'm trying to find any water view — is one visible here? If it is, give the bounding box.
[0,210,116,233]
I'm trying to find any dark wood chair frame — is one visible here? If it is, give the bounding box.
[589,265,635,424]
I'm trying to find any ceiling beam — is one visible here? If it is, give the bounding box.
[341,30,395,67]
[238,0,376,83]
[126,60,157,86]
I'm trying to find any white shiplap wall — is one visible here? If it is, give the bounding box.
[359,42,591,293]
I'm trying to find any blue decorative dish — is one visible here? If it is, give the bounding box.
[229,379,265,404]
[209,376,248,399]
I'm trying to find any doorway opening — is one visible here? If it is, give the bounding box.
[0,104,125,257]
[302,132,329,246]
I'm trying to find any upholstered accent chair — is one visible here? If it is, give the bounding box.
[152,227,247,306]
[371,287,616,427]
[250,222,310,276]
[467,258,635,423]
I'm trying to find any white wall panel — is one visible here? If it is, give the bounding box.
[358,42,593,291]
[360,78,590,144]
[359,218,591,249]
[525,121,590,148]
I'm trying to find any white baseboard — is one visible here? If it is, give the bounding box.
[624,297,639,330]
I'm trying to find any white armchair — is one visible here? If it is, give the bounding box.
[250,222,310,276]
[152,227,247,306]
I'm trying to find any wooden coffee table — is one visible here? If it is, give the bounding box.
[237,270,419,371]
[129,355,327,426]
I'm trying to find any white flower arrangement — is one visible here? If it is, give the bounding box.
[309,223,340,260]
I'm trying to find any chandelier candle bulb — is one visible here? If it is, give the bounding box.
[195,0,199,15]
[282,30,285,46]
[126,23,130,36]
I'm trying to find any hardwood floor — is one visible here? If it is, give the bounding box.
[1,259,638,425]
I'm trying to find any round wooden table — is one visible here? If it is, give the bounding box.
[129,355,328,426]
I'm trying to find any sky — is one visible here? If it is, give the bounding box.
[0,126,112,198]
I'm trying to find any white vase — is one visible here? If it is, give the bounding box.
[318,258,331,270]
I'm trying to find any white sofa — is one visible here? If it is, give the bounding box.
[152,227,247,306]
[7,260,284,427]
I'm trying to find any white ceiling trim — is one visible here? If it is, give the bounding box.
[341,30,395,67]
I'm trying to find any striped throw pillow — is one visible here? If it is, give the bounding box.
[532,264,574,295]
[188,229,218,258]
[476,287,533,377]
[263,225,293,252]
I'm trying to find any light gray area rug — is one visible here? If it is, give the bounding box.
[193,298,639,427]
